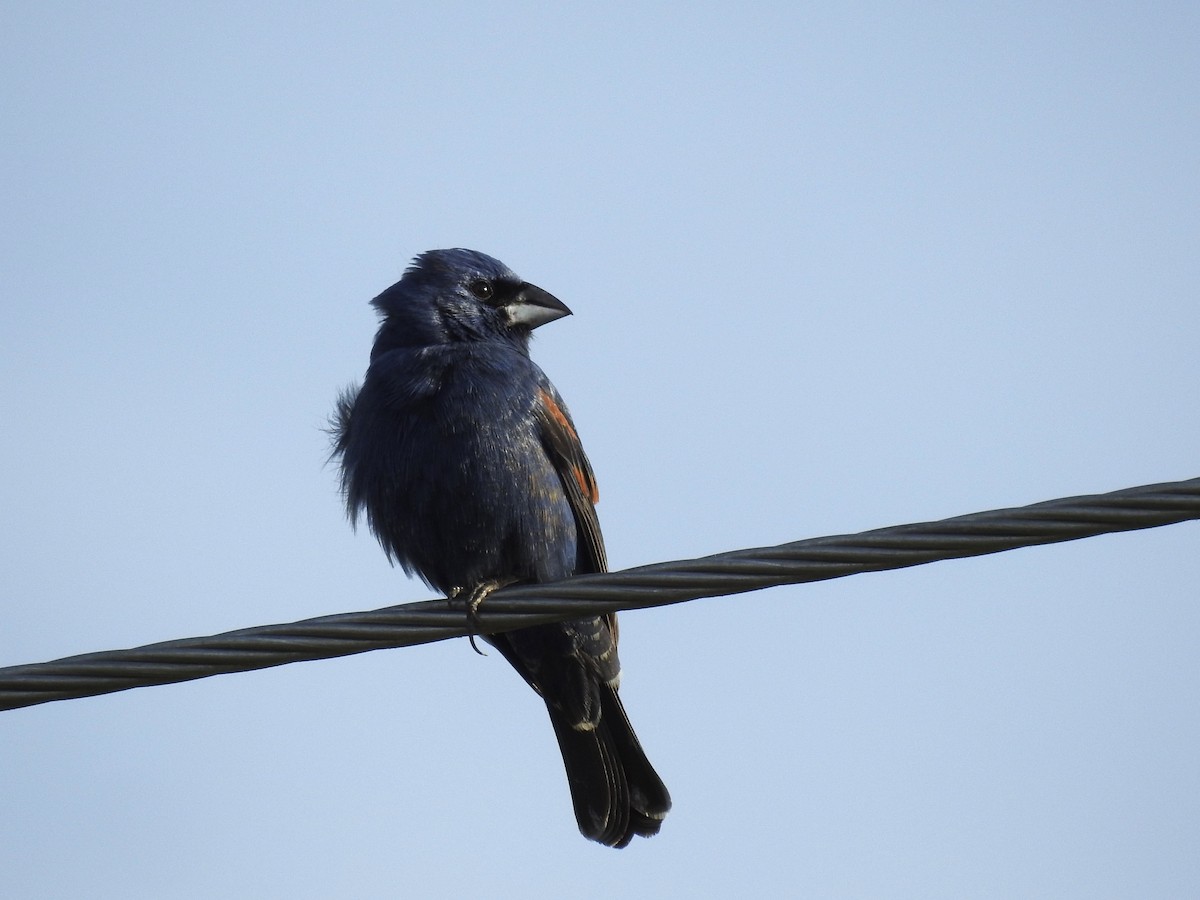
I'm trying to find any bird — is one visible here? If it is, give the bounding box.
[330,248,671,847]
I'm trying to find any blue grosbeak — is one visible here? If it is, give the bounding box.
[331,249,670,847]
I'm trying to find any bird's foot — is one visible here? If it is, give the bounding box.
[450,579,517,656]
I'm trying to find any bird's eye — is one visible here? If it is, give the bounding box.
[468,280,494,301]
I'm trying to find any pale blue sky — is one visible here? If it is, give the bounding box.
[2,3,1198,898]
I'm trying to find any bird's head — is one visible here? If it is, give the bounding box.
[370,249,571,351]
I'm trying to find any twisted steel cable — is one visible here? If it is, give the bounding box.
[2,476,1197,712]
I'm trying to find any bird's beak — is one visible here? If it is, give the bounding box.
[506,282,573,329]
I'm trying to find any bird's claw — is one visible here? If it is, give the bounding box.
[450,579,516,656]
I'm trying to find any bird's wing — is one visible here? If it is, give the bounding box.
[534,386,607,576]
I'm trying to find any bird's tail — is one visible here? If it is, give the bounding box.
[546,683,671,848]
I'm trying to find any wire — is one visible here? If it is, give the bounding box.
[1,476,1197,712]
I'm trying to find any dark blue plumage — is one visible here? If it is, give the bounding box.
[331,249,670,847]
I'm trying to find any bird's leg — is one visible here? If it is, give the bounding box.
[449,578,517,656]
